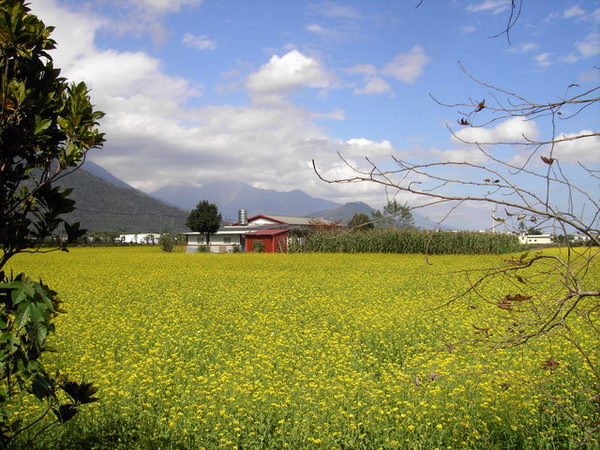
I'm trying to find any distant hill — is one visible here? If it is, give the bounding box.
[309,201,376,225]
[151,181,341,221]
[59,167,188,233]
[81,160,133,189]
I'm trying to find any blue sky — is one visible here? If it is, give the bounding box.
[31,0,599,229]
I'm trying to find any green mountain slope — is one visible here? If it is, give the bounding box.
[59,168,189,233]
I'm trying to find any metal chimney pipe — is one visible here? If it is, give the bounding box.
[238,209,248,226]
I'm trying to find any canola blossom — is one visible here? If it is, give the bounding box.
[7,247,597,448]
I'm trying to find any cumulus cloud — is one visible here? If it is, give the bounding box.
[382,46,430,84]
[310,1,360,19]
[353,77,392,95]
[347,64,377,76]
[562,32,600,64]
[182,33,216,50]
[305,23,325,33]
[246,50,333,100]
[128,0,203,16]
[430,146,489,164]
[452,117,540,145]
[466,0,511,15]
[576,32,600,58]
[553,131,600,163]
[533,52,552,68]
[27,0,392,207]
[506,42,540,54]
[563,5,585,19]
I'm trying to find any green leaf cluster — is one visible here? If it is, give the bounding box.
[0,1,102,445]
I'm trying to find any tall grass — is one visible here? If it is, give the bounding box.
[294,229,524,254]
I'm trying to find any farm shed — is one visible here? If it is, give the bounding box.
[245,229,289,253]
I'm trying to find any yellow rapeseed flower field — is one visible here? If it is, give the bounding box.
[7,247,598,448]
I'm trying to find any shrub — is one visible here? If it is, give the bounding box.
[159,233,176,252]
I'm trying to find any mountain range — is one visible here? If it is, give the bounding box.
[150,182,340,222]
[59,161,440,232]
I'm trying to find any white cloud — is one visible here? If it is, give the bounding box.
[128,0,203,16]
[533,52,552,68]
[312,109,346,120]
[354,77,391,95]
[466,0,511,15]
[553,131,600,163]
[346,64,377,75]
[346,64,391,96]
[461,25,476,34]
[310,1,360,19]
[382,46,430,84]
[246,50,333,98]
[305,23,324,33]
[452,117,540,145]
[563,32,600,63]
[182,33,216,50]
[506,42,540,54]
[342,138,395,158]
[563,5,585,19]
[28,0,393,207]
[576,32,600,58]
[431,146,489,164]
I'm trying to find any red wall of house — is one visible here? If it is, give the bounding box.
[246,234,288,253]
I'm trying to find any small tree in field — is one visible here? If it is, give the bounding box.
[158,233,176,252]
[372,200,414,229]
[347,212,374,231]
[0,1,102,445]
[186,200,221,247]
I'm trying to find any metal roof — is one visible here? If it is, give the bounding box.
[248,215,332,226]
[244,228,289,237]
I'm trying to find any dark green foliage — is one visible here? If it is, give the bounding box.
[372,200,414,229]
[299,229,523,254]
[186,200,221,246]
[158,233,175,252]
[0,1,101,445]
[253,240,265,253]
[348,212,374,231]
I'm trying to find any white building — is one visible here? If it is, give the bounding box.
[185,226,247,253]
[518,234,553,245]
[572,234,591,243]
[117,233,161,244]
